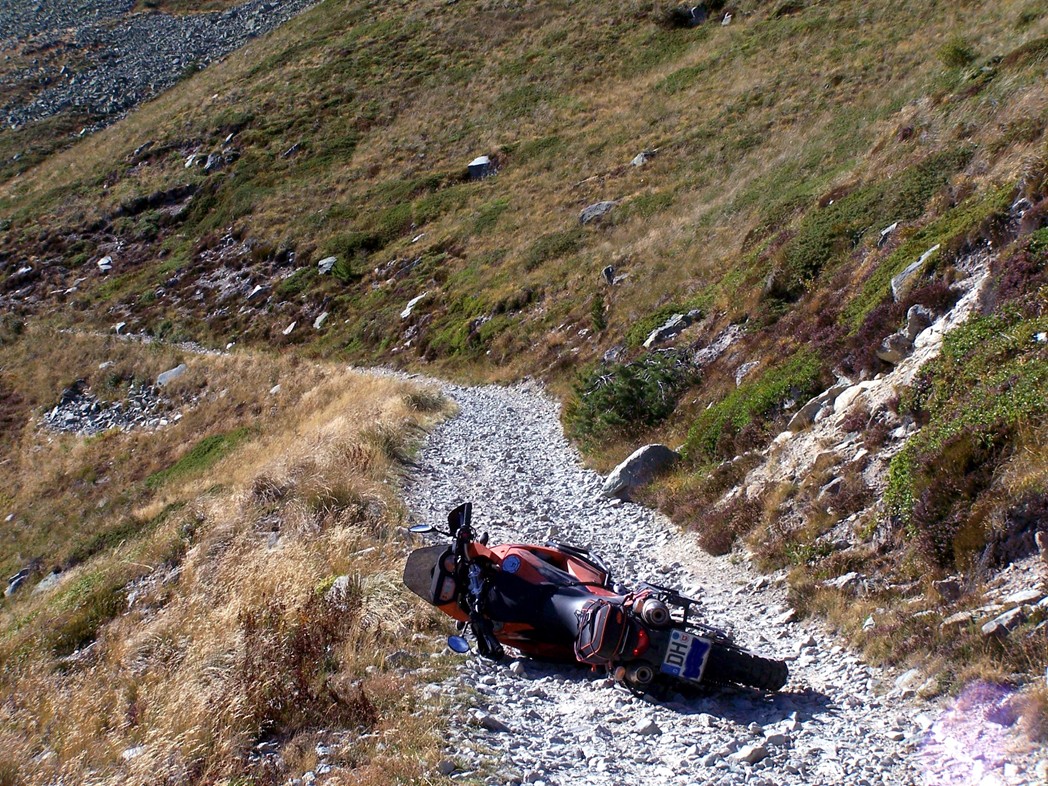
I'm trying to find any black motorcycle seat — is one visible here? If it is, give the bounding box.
[484,570,625,643]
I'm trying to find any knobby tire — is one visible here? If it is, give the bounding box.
[703,643,789,691]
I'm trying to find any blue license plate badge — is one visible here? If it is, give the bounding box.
[660,630,711,682]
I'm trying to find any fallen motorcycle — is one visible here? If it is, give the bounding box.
[403,503,788,694]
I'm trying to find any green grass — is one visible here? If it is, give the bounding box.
[684,350,825,462]
[145,427,254,489]
[768,148,974,302]
[884,311,1048,565]
[844,184,1014,329]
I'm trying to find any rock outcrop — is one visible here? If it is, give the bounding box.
[601,444,680,500]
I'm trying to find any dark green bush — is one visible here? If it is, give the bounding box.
[938,37,977,68]
[565,351,697,447]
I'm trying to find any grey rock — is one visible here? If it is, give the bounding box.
[788,381,850,431]
[982,607,1025,638]
[156,363,187,386]
[601,444,680,500]
[878,222,899,247]
[325,575,352,608]
[765,732,788,747]
[635,720,661,736]
[317,256,337,274]
[631,150,656,167]
[823,572,862,591]
[479,713,510,733]
[940,610,975,629]
[579,200,618,225]
[468,155,493,179]
[96,255,113,272]
[643,312,694,348]
[32,571,62,595]
[818,477,844,499]
[735,361,760,386]
[932,577,962,601]
[905,304,934,341]
[313,312,329,330]
[1004,588,1043,606]
[876,332,913,364]
[5,568,30,597]
[401,293,428,319]
[895,668,923,693]
[437,760,457,776]
[735,743,768,764]
[891,244,940,301]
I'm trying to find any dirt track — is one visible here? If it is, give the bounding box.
[400,379,1042,786]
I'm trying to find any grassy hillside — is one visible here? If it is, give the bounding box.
[2,0,1047,722]
[0,331,452,785]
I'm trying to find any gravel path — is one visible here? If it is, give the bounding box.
[402,379,1041,786]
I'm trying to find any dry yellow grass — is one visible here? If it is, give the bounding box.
[0,330,453,785]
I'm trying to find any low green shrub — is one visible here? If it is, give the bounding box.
[683,350,824,462]
[769,148,973,303]
[523,229,583,271]
[884,312,1048,567]
[938,37,977,68]
[565,351,697,447]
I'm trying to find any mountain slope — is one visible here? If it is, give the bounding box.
[1,0,1047,729]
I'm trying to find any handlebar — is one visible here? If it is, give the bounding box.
[452,521,504,660]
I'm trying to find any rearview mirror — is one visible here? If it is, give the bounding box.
[447,635,471,654]
[409,523,435,534]
[447,502,472,537]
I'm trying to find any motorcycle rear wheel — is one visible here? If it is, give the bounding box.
[703,644,788,691]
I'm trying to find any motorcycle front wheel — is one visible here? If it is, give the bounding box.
[702,644,789,691]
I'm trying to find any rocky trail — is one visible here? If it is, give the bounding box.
[401,379,1043,786]
[1,0,318,130]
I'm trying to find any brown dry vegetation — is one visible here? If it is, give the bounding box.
[0,329,453,785]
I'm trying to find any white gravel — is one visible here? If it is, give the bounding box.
[400,378,1045,786]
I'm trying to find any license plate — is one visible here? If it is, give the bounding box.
[660,630,712,682]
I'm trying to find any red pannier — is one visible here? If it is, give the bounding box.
[574,597,629,666]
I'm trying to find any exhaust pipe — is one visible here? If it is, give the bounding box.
[626,663,654,686]
[640,598,670,627]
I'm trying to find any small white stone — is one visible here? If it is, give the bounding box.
[734,743,768,764]
[635,719,661,736]
[282,321,296,335]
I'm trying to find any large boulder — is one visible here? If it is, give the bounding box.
[876,332,913,365]
[579,201,618,225]
[601,444,680,500]
[156,363,187,386]
[788,381,851,431]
